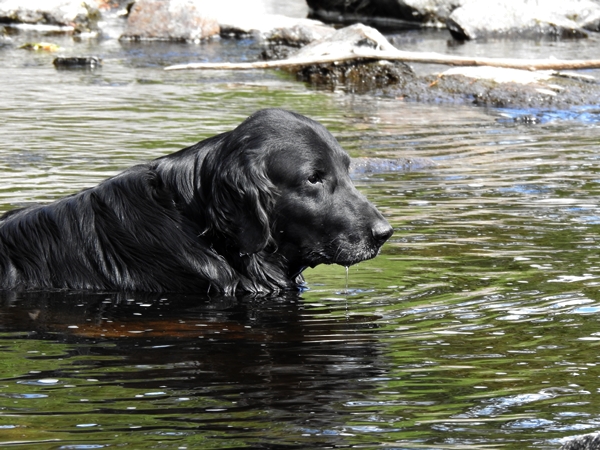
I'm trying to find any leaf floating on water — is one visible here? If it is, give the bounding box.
[19,42,61,52]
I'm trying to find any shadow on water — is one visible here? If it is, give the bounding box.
[0,290,386,448]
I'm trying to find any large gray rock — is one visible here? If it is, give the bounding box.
[291,22,399,57]
[447,0,600,40]
[306,0,466,26]
[121,0,332,44]
[0,0,100,33]
[401,0,465,22]
[307,0,600,37]
[121,0,220,42]
[208,0,333,44]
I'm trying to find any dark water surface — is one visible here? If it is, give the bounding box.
[1,27,600,449]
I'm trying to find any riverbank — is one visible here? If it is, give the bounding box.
[3,0,600,109]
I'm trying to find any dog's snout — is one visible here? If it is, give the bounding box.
[372,220,393,246]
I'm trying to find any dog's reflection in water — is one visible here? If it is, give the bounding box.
[0,290,386,423]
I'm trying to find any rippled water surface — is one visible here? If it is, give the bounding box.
[1,28,600,449]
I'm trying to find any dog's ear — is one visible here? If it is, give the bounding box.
[200,141,275,255]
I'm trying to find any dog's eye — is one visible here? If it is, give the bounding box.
[307,173,322,184]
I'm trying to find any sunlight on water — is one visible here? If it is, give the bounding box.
[0,30,600,450]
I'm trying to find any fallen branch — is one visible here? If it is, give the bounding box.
[165,48,600,72]
[354,49,600,71]
[164,52,362,71]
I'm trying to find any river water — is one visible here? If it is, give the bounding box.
[1,22,600,450]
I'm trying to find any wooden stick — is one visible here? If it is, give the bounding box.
[164,52,361,71]
[164,48,600,72]
[353,49,600,71]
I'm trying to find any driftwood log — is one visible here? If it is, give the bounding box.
[165,24,600,72]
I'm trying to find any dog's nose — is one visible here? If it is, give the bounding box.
[372,221,393,246]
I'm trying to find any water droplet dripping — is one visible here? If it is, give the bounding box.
[345,266,349,294]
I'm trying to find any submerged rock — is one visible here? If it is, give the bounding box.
[0,0,100,34]
[53,56,102,69]
[380,66,600,109]
[350,156,435,175]
[297,60,414,94]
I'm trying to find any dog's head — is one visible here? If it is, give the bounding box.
[200,109,393,276]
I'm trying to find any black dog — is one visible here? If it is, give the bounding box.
[0,109,393,294]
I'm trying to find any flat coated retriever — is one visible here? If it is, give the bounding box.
[0,109,393,294]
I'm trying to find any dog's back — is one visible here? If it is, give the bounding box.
[0,162,236,292]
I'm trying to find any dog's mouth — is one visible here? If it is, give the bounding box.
[305,239,383,267]
[333,247,382,267]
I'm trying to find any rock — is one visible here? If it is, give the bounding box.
[446,0,600,40]
[350,157,435,175]
[211,0,333,44]
[561,433,600,450]
[575,3,600,31]
[288,24,414,93]
[307,0,414,25]
[263,0,309,18]
[260,44,294,60]
[166,23,414,92]
[121,0,220,42]
[292,23,400,59]
[53,56,102,69]
[306,0,466,27]
[219,15,334,45]
[0,0,100,33]
[307,0,600,36]
[297,59,414,93]
[269,21,333,44]
[400,0,466,23]
[436,66,567,102]
[381,64,600,108]
[441,66,554,85]
[121,0,332,45]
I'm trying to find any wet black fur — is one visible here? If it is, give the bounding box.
[0,109,392,294]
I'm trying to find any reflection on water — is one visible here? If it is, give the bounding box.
[0,291,386,448]
[1,27,600,449]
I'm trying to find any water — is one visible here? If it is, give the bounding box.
[1,24,600,449]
